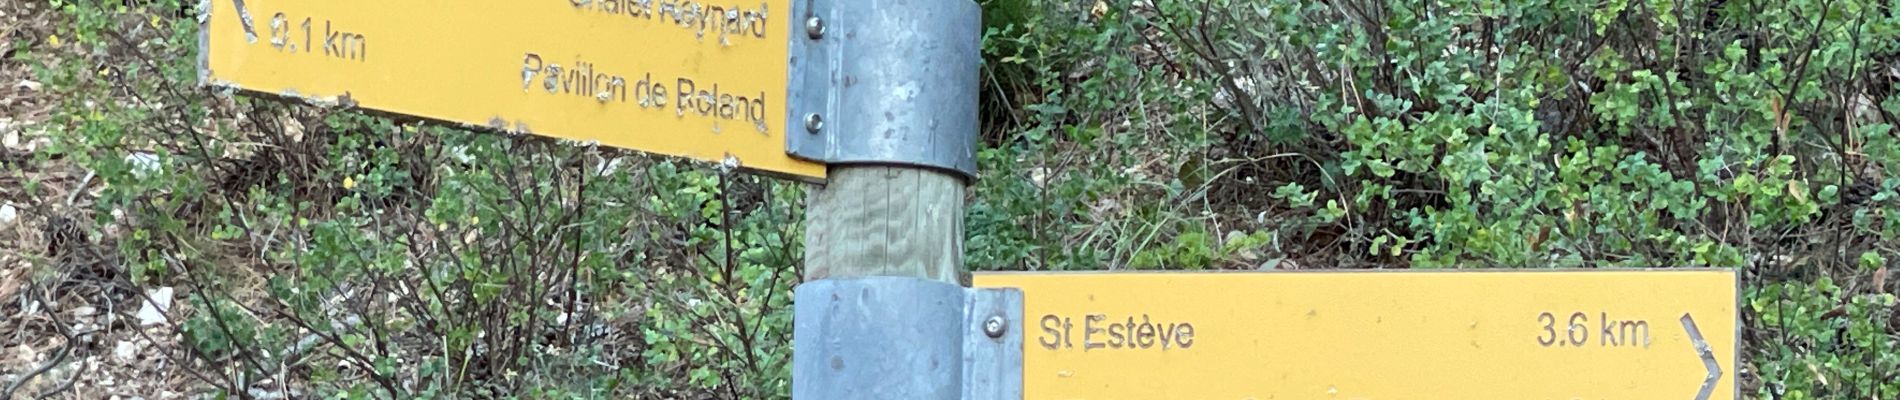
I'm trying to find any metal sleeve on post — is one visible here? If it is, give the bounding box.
[785,0,983,180]
[792,277,1024,399]
[962,285,1025,400]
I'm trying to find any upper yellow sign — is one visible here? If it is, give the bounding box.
[201,0,825,179]
[974,269,1738,400]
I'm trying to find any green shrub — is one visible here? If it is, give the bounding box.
[31,1,798,398]
[965,0,1900,395]
[1751,279,1897,398]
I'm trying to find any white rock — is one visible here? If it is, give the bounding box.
[115,340,139,361]
[72,305,97,318]
[595,157,624,177]
[13,345,34,364]
[125,152,162,178]
[137,287,174,326]
[14,80,42,91]
[0,203,16,226]
[1,117,16,139]
[448,144,474,164]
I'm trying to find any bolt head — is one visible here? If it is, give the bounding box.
[983,316,1007,338]
[805,17,826,39]
[804,113,824,133]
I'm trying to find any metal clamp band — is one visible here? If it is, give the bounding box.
[792,277,1023,399]
[785,0,983,180]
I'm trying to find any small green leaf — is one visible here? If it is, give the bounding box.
[1860,251,1887,271]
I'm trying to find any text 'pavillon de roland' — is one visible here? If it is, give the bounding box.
[526,0,776,133]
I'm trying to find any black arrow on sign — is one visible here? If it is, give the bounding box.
[1680,313,1721,400]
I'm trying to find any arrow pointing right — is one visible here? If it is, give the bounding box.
[1681,313,1721,400]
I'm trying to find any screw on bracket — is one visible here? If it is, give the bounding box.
[805,16,826,39]
[804,113,824,134]
[983,315,1007,338]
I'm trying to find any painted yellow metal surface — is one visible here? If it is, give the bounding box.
[201,0,825,179]
[974,270,1738,400]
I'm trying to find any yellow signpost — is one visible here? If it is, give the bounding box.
[201,0,825,179]
[974,269,1738,400]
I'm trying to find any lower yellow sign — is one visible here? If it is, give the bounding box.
[974,269,1737,400]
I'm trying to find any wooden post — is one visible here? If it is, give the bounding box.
[803,166,966,285]
[786,0,1006,398]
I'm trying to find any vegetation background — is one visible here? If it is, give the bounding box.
[1,0,1897,398]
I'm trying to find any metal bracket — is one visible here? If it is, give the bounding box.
[785,0,983,181]
[792,277,1024,399]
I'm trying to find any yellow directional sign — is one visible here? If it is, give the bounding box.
[974,269,1738,400]
[201,0,825,179]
